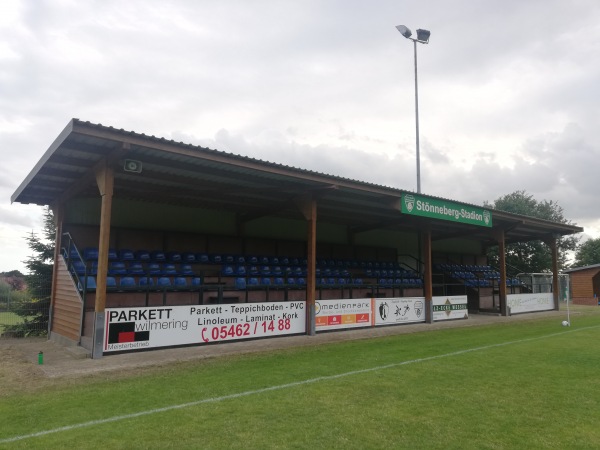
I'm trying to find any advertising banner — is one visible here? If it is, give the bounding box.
[315,299,372,331]
[373,297,426,326]
[402,193,492,227]
[432,295,468,321]
[507,293,554,314]
[104,301,306,353]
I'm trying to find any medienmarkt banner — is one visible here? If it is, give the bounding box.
[402,193,492,227]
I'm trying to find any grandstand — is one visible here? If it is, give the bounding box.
[11,119,583,357]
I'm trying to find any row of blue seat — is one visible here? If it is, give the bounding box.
[464,278,523,288]
[435,263,493,272]
[71,258,423,281]
[69,247,413,271]
[450,270,504,281]
[222,265,421,278]
[78,276,203,291]
[72,261,197,277]
[77,275,425,292]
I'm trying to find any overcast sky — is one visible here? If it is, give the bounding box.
[1,0,599,273]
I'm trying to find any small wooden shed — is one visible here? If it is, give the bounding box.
[563,264,600,306]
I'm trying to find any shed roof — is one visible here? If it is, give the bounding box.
[563,263,600,274]
[12,119,583,244]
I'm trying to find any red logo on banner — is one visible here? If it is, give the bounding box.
[327,315,342,325]
[356,313,370,323]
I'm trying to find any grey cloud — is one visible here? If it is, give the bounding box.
[1,0,599,272]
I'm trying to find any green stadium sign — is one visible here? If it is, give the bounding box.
[402,194,492,227]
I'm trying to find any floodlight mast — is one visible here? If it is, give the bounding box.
[396,25,430,194]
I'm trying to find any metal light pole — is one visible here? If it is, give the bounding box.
[396,25,430,194]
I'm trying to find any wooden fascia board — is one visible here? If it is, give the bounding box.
[70,121,399,198]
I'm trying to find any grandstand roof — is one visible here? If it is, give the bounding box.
[12,119,583,244]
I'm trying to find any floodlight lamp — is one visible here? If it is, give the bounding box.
[416,29,431,43]
[395,25,412,39]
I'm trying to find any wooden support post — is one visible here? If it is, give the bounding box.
[296,195,317,335]
[92,159,114,358]
[495,229,508,316]
[422,229,433,323]
[546,238,560,310]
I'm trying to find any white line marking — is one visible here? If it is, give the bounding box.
[2,325,598,444]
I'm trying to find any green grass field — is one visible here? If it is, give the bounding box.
[2,308,600,449]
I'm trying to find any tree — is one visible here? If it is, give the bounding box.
[485,191,579,273]
[5,207,55,336]
[0,270,26,291]
[573,237,600,268]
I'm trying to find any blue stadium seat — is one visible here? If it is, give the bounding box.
[162,264,178,276]
[157,277,172,288]
[83,247,98,261]
[78,276,96,291]
[180,264,195,276]
[119,249,135,261]
[167,252,181,262]
[147,263,161,275]
[139,277,154,287]
[196,253,210,263]
[120,277,136,289]
[127,262,145,275]
[235,277,247,289]
[106,276,117,289]
[261,277,272,286]
[108,262,127,276]
[71,260,87,276]
[151,251,166,262]
[274,277,284,286]
[135,250,150,261]
[174,277,188,288]
[181,252,196,263]
[248,277,259,286]
[191,277,202,287]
